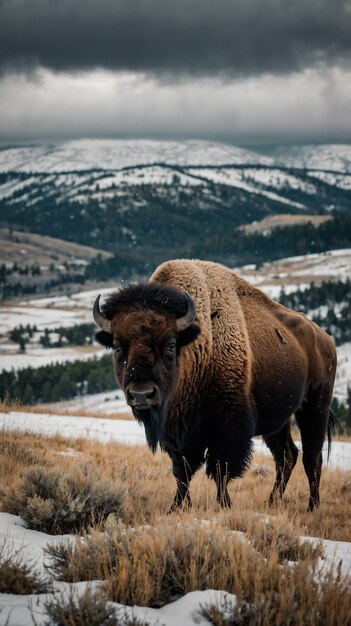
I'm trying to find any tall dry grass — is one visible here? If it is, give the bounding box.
[44,518,350,625]
[0,427,350,540]
[0,425,350,625]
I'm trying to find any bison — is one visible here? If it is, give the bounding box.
[93,259,337,512]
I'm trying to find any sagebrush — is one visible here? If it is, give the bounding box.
[4,465,124,534]
[0,542,49,594]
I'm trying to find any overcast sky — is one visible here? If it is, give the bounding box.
[0,0,350,145]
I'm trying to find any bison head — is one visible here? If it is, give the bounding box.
[93,282,200,450]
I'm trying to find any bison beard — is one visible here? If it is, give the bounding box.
[133,406,163,454]
[93,259,337,512]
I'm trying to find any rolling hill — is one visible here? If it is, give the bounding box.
[0,140,350,262]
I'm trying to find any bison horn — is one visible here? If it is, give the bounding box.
[93,295,112,333]
[175,292,196,332]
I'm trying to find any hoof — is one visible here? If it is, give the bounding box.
[167,497,192,514]
[307,497,319,512]
[268,493,277,507]
[217,495,232,509]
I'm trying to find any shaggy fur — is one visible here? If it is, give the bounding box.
[100,282,190,319]
[95,259,337,511]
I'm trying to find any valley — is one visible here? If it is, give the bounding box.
[0,139,350,425]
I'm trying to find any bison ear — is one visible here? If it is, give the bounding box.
[177,324,200,349]
[95,331,114,348]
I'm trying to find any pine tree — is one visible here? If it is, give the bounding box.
[22,383,33,405]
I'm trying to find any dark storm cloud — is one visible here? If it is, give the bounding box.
[0,0,350,77]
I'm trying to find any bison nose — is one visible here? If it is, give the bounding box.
[130,389,154,404]
[126,383,160,407]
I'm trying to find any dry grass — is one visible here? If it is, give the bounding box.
[0,227,112,268]
[239,213,332,235]
[30,408,134,421]
[201,573,351,626]
[1,428,350,540]
[0,397,24,414]
[44,519,350,625]
[0,426,350,623]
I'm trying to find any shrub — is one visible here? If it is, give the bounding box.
[0,542,49,594]
[45,532,115,583]
[46,520,257,607]
[44,587,151,626]
[44,587,117,626]
[201,594,253,626]
[245,518,322,563]
[4,465,124,534]
[201,571,351,626]
[46,519,351,624]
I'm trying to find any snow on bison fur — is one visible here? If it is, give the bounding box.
[93,259,337,512]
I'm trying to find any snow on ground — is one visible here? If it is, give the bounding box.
[0,513,74,579]
[91,166,203,188]
[23,285,120,310]
[0,344,106,372]
[1,411,350,471]
[0,177,38,200]
[40,389,131,415]
[0,304,92,335]
[0,410,350,626]
[273,144,351,173]
[243,168,317,194]
[0,411,146,446]
[236,249,351,295]
[308,170,351,190]
[0,288,112,372]
[334,343,351,403]
[187,167,306,209]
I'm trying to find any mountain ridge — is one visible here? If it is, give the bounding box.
[1,139,351,173]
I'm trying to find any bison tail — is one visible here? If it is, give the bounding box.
[327,409,334,461]
[327,408,343,462]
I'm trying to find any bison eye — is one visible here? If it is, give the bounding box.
[164,343,176,361]
[113,339,124,356]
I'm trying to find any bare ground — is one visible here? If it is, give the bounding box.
[0,228,111,267]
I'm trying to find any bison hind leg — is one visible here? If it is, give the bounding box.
[295,391,332,512]
[264,421,298,506]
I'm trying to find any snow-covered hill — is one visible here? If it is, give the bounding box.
[1,140,351,174]
[1,140,350,213]
[0,139,273,173]
[270,143,351,173]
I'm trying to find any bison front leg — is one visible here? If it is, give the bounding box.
[206,406,254,509]
[168,452,202,513]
